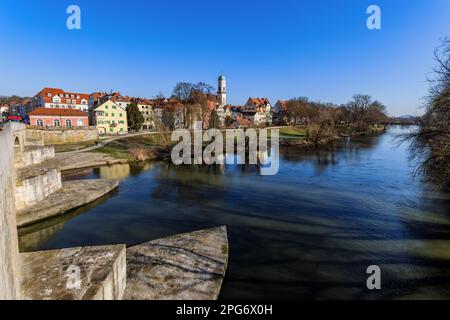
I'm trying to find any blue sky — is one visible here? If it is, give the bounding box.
[0,0,449,116]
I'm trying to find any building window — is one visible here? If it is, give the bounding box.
[119,113,123,117]
[37,119,44,126]
[54,119,61,127]
[111,113,115,117]
[66,119,72,127]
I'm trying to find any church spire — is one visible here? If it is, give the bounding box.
[217,75,227,107]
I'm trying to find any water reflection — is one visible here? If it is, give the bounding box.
[20,127,450,299]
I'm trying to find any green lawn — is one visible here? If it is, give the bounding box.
[279,127,307,138]
[93,133,172,160]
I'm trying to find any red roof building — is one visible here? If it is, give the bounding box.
[29,108,89,127]
[32,88,90,112]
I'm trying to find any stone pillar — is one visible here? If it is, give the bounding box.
[0,124,21,299]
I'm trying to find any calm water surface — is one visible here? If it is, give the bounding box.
[19,126,450,299]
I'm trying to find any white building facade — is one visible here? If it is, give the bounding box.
[32,88,89,112]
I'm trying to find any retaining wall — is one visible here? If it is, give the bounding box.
[15,170,62,211]
[0,124,21,299]
[14,146,55,168]
[25,127,99,145]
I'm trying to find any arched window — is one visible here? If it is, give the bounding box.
[66,119,72,127]
[77,119,83,126]
[37,119,44,126]
[54,119,60,127]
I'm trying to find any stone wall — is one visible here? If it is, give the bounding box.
[25,127,99,145]
[14,146,55,168]
[0,124,21,299]
[15,170,62,211]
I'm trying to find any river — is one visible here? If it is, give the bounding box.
[18,126,450,299]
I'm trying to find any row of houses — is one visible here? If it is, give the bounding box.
[0,99,32,121]
[4,77,290,134]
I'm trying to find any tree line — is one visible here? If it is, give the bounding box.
[281,94,389,143]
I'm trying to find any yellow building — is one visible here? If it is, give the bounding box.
[90,100,128,135]
[134,98,155,130]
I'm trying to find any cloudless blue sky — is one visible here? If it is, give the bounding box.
[1,0,449,115]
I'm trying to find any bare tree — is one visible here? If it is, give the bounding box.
[193,82,215,95]
[404,38,450,190]
[172,82,193,101]
[172,82,215,102]
[153,91,166,99]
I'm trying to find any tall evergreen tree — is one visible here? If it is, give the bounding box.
[127,103,144,131]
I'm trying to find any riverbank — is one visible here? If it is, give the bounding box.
[88,125,386,162]
[279,124,386,146]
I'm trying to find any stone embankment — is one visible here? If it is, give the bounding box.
[0,123,229,300]
[17,179,119,228]
[14,140,121,227]
[20,227,228,300]
[125,226,229,300]
[26,126,99,145]
[20,244,126,300]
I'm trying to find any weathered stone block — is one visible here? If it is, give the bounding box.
[124,226,229,300]
[20,245,126,300]
[16,179,119,228]
[14,146,55,168]
[15,169,62,211]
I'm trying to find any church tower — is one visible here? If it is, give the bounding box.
[217,75,227,107]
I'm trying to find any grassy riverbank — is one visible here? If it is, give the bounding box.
[90,125,385,161]
[278,124,385,146]
[94,134,171,161]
